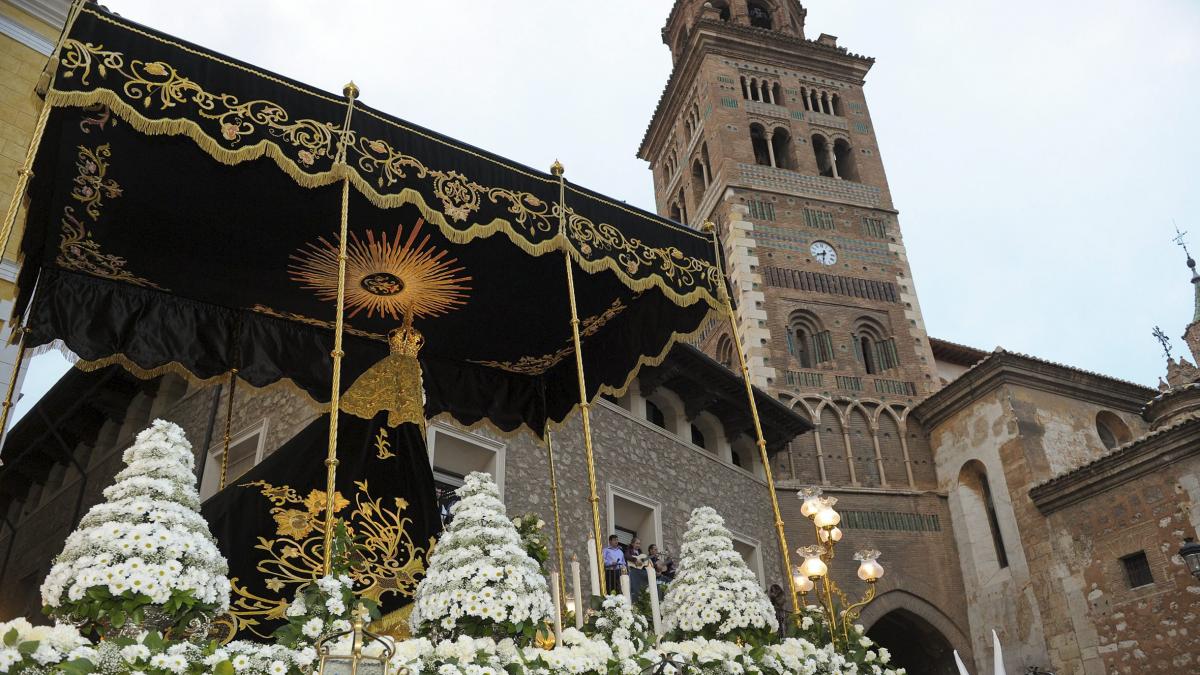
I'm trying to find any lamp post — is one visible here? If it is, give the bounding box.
[793,486,886,650]
[1180,538,1200,579]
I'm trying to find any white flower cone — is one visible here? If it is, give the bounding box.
[661,506,778,641]
[409,471,552,642]
[40,419,230,628]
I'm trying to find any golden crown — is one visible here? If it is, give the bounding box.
[388,324,424,357]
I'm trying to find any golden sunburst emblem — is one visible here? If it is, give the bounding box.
[289,218,472,319]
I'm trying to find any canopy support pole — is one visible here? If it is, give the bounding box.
[217,368,238,490]
[544,430,568,612]
[322,81,359,576]
[703,220,801,620]
[0,327,27,452]
[553,160,606,596]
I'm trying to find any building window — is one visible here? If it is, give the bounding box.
[750,124,771,167]
[607,486,663,560]
[716,335,735,370]
[645,400,666,429]
[803,208,835,230]
[428,422,505,517]
[747,199,775,221]
[1096,411,1132,450]
[1121,551,1154,588]
[200,419,268,501]
[770,127,795,170]
[711,0,731,21]
[690,424,706,449]
[834,138,860,182]
[730,533,765,587]
[747,1,772,29]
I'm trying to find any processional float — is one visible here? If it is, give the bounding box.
[0,1,800,637]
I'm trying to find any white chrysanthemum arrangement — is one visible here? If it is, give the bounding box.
[660,506,777,644]
[40,420,230,636]
[0,618,93,675]
[584,594,650,662]
[409,472,553,645]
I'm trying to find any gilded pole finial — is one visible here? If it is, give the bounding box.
[550,160,565,177]
[701,221,716,234]
[343,81,360,100]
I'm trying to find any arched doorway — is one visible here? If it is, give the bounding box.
[867,608,959,675]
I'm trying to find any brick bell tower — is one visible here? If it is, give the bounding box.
[638,7,967,648]
[638,0,942,491]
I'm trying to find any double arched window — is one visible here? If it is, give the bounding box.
[750,124,794,169]
[811,134,859,182]
[852,317,898,375]
[788,310,834,368]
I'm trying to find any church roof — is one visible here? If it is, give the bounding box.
[913,346,1156,430]
[929,337,987,367]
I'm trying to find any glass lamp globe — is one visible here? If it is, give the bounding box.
[798,486,824,518]
[798,544,828,579]
[814,498,841,529]
[792,567,815,593]
[819,526,843,543]
[854,549,884,582]
[1180,540,1200,579]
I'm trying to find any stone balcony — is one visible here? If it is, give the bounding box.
[744,100,790,120]
[737,164,884,208]
[804,111,849,131]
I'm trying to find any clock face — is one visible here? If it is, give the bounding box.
[810,241,837,266]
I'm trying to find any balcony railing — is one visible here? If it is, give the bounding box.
[738,164,883,208]
[835,375,863,391]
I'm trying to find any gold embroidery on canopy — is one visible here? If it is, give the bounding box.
[49,31,724,310]
[247,305,386,342]
[56,142,164,289]
[288,219,472,320]
[469,297,628,375]
[227,480,431,639]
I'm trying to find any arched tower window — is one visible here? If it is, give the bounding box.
[834,138,859,182]
[812,134,833,177]
[958,460,1010,569]
[669,202,682,223]
[853,318,892,375]
[831,93,843,116]
[749,78,760,102]
[747,1,772,29]
[691,159,707,201]
[690,424,706,449]
[740,76,750,100]
[770,126,794,170]
[772,82,783,105]
[677,188,688,224]
[716,335,734,370]
[701,143,712,182]
[750,124,771,167]
[809,89,820,112]
[1096,411,1132,450]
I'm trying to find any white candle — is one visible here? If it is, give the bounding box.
[571,556,584,629]
[586,538,601,599]
[549,571,563,641]
[647,564,662,638]
[620,569,631,603]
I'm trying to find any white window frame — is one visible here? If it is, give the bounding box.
[605,484,664,553]
[200,418,269,500]
[426,420,506,498]
[729,529,766,589]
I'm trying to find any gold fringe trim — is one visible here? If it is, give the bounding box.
[369,604,413,639]
[44,89,723,312]
[77,4,713,244]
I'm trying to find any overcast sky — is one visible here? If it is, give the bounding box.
[12,0,1200,422]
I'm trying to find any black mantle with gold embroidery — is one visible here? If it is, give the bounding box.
[200,411,440,640]
[16,5,728,435]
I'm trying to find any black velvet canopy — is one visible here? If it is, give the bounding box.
[17,5,729,436]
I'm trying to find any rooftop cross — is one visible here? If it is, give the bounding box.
[1153,325,1173,361]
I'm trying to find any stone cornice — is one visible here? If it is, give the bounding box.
[1029,416,1200,515]
[637,19,874,160]
[911,349,1156,431]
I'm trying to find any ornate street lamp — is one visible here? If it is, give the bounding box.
[794,487,888,649]
[1180,538,1200,579]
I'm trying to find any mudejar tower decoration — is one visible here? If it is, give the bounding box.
[638,0,955,647]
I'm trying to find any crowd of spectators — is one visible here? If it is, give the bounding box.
[602,534,676,597]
